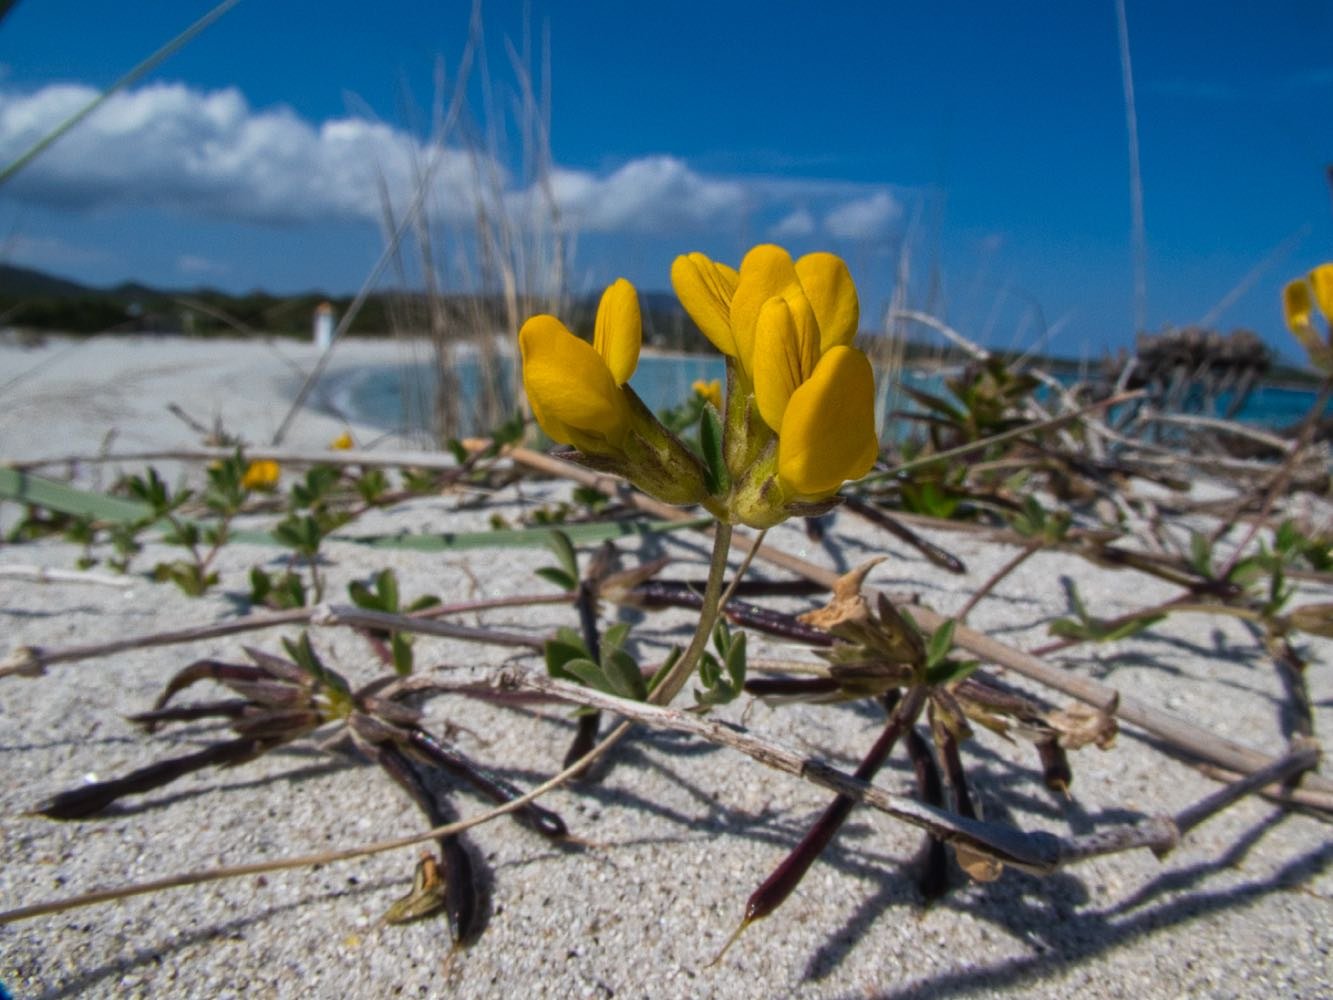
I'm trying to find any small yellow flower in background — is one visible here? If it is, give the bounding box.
[330,430,355,451]
[1283,263,1333,372]
[241,458,280,491]
[691,378,723,410]
[519,278,640,455]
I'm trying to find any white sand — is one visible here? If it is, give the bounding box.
[0,334,1330,998]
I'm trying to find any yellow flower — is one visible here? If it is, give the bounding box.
[1283,263,1333,372]
[770,345,878,497]
[518,277,713,507]
[241,459,280,491]
[671,253,740,358]
[673,244,878,500]
[330,430,355,451]
[673,245,859,380]
[519,278,641,454]
[691,378,723,410]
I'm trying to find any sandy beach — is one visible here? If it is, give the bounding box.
[0,333,1330,999]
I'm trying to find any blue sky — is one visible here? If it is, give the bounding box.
[0,1,1329,361]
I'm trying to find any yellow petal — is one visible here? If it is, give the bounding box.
[593,278,641,385]
[519,314,629,453]
[1310,264,1333,324]
[241,459,280,491]
[1284,279,1315,336]
[795,252,860,352]
[671,253,739,357]
[778,346,879,497]
[730,244,799,379]
[752,295,821,433]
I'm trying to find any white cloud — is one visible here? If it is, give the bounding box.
[823,191,901,240]
[1,232,106,268]
[770,207,816,240]
[0,82,478,225]
[176,253,228,276]
[545,156,747,233]
[0,81,908,246]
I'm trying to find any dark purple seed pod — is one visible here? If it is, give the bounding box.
[406,728,568,841]
[906,727,949,900]
[743,676,841,699]
[842,496,968,574]
[34,736,268,819]
[372,741,481,944]
[743,690,911,924]
[127,698,250,731]
[1037,738,1072,794]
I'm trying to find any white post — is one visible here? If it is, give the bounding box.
[313,302,335,350]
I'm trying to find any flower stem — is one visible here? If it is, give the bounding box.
[648,521,734,706]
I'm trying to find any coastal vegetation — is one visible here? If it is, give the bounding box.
[1,253,1330,974]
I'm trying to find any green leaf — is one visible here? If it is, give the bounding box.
[390,631,414,677]
[647,647,681,696]
[1067,581,1089,623]
[601,622,632,655]
[152,560,218,597]
[1273,519,1296,553]
[1047,618,1088,640]
[711,619,731,658]
[0,468,152,523]
[562,657,613,695]
[1188,531,1213,577]
[925,657,980,687]
[724,630,747,690]
[281,632,348,695]
[355,469,389,504]
[601,647,647,701]
[926,619,957,668]
[545,529,579,582]
[377,568,400,613]
[347,579,378,611]
[534,567,578,592]
[446,439,469,464]
[545,628,590,681]
[276,572,307,609]
[249,567,272,604]
[698,652,721,689]
[1100,614,1165,642]
[699,404,729,494]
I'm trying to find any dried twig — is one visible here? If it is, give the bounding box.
[0,594,566,679]
[0,563,136,588]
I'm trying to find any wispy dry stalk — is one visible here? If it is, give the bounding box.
[0,594,567,679]
[955,540,1042,622]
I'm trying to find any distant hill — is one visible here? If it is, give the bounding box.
[0,262,92,298]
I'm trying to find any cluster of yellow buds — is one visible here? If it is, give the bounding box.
[1283,264,1333,373]
[518,245,879,528]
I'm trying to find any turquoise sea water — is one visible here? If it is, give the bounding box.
[339,354,1331,438]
